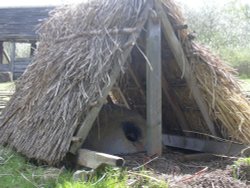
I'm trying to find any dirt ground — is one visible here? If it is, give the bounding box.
[122,147,249,188]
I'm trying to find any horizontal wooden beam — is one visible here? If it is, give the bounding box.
[77,149,124,169]
[163,134,247,156]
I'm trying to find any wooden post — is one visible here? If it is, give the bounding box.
[10,42,15,80]
[77,149,125,169]
[155,1,218,136]
[30,42,37,57]
[146,11,162,156]
[162,76,190,132]
[0,42,3,64]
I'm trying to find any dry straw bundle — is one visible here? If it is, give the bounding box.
[163,0,250,143]
[190,42,250,143]
[0,0,151,164]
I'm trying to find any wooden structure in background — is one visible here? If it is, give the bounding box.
[0,7,53,79]
[0,7,53,41]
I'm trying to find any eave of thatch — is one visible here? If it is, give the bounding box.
[0,0,151,164]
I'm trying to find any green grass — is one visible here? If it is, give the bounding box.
[0,82,15,91]
[0,147,168,188]
[58,168,168,188]
[0,147,73,188]
[232,157,250,179]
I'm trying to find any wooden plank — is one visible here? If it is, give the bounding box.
[162,76,190,131]
[155,1,218,136]
[10,43,15,78]
[0,64,11,72]
[0,7,53,41]
[13,62,30,73]
[77,149,124,169]
[162,134,247,156]
[69,1,153,154]
[146,11,162,156]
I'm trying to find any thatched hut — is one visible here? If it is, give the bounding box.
[0,0,250,165]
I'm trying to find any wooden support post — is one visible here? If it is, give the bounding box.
[10,42,15,80]
[30,42,37,57]
[69,1,153,154]
[77,149,124,169]
[0,42,3,64]
[155,1,218,136]
[146,11,162,156]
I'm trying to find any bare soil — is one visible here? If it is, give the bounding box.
[122,147,249,188]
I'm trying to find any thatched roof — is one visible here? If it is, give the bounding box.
[0,0,250,165]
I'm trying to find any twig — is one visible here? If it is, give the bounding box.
[0,154,14,165]
[127,171,163,183]
[179,167,208,183]
[20,173,38,188]
[132,156,159,170]
[92,173,107,185]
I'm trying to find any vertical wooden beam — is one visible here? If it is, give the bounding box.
[155,1,218,136]
[30,42,37,57]
[146,11,162,156]
[0,42,3,64]
[10,42,15,80]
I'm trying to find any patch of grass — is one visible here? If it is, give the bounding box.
[0,147,73,188]
[0,147,168,188]
[232,157,250,180]
[58,168,168,188]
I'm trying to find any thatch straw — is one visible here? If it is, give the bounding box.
[189,42,250,143]
[0,0,151,164]
[1,0,250,165]
[162,0,250,143]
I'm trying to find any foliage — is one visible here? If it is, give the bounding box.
[181,0,250,75]
[231,157,250,179]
